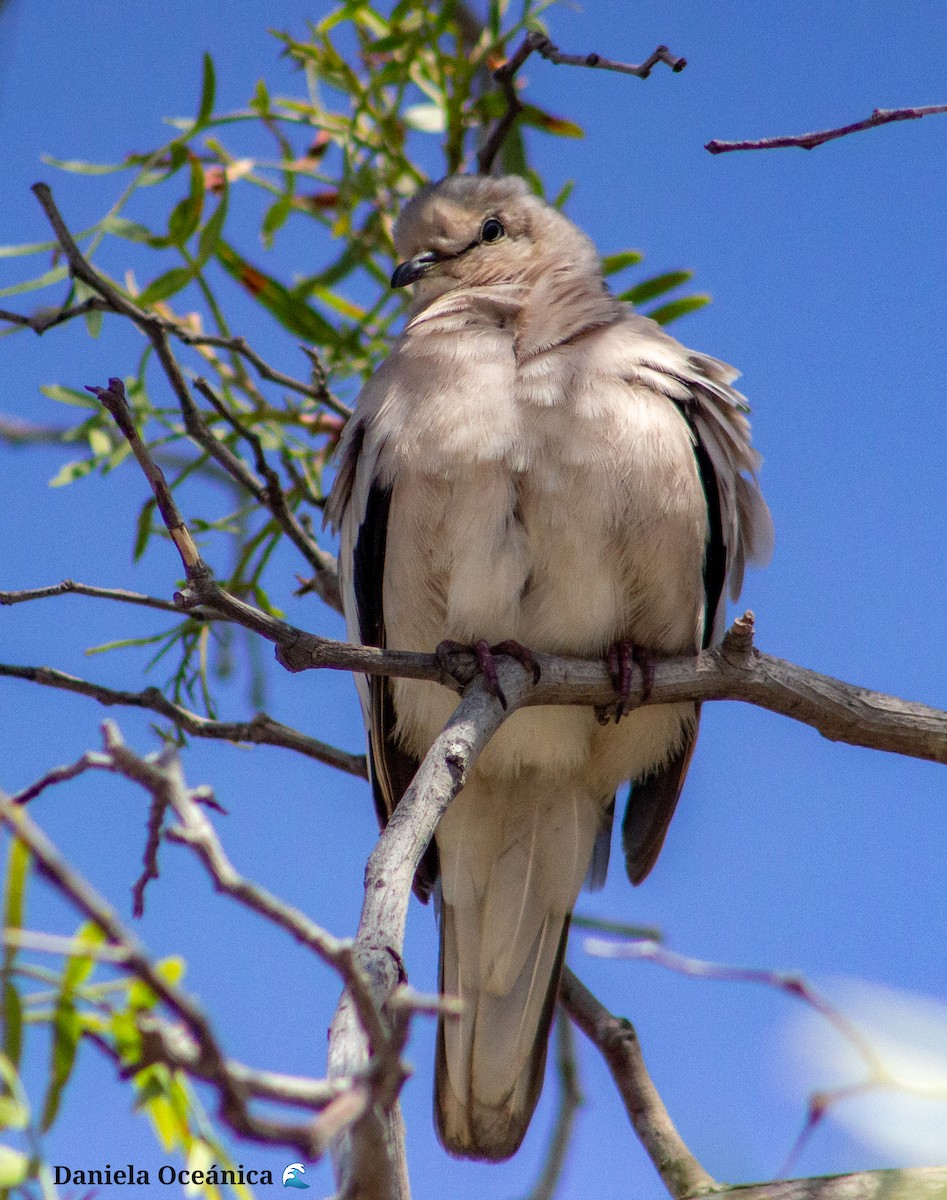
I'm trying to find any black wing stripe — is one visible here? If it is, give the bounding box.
[353,481,438,900]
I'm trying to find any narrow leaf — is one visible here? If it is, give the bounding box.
[0,1146,28,1188]
[601,249,644,276]
[196,52,216,127]
[620,269,694,306]
[0,265,69,299]
[648,294,712,326]
[136,265,195,307]
[215,240,337,344]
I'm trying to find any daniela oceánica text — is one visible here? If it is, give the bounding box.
[53,1162,275,1186]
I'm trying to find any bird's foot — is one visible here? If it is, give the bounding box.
[596,641,656,724]
[435,638,540,710]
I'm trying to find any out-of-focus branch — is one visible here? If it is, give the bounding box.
[587,938,947,1176]
[1,721,423,1162]
[559,968,718,1199]
[706,104,947,154]
[0,783,324,1156]
[703,1168,947,1198]
[523,1010,584,1200]
[479,33,685,173]
[0,298,110,333]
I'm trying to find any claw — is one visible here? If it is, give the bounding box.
[434,637,541,711]
[602,640,655,722]
[490,639,541,685]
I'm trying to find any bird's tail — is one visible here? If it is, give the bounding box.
[433,775,599,1160]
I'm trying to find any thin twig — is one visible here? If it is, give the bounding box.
[0,787,323,1155]
[706,104,947,154]
[29,184,341,608]
[521,1011,584,1200]
[0,298,110,334]
[479,33,685,173]
[559,968,718,1199]
[180,332,350,418]
[0,579,202,615]
[0,663,366,778]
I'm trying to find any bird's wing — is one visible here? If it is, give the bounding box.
[615,317,774,883]
[326,410,438,900]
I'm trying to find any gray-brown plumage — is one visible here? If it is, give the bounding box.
[326,174,772,1161]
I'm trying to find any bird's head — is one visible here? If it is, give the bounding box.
[391,174,601,306]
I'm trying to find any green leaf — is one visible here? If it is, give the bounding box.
[196,189,229,266]
[261,191,293,250]
[86,630,172,655]
[215,240,338,344]
[0,1093,28,1130]
[2,839,29,1068]
[167,157,206,247]
[156,956,185,986]
[3,840,29,942]
[3,983,22,1069]
[647,293,712,326]
[41,154,131,175]
[136,265,195,307]
[133,497,157,561]
[0,1146,28,1188]
[0,237,61,259]
[49,458,97,488]
[0,265,69,299]
[403,103,446,133]
[41,1000,79,1131]
[552,180,575,210]
[87,428,112,457]
[196,52,216,127]
[100,216,156,243]
[519,103,583,139]
[601,249,644,276]
[40,383,99,409]
[620,269,694,306]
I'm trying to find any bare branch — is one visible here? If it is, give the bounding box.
[0,786,322,1155]
[0,578,199,615]
[0,662,366,777]
[559,968,718,1199]
[523,1011,584,1200]
[180,331,350,419]
[0,298,110,334]
[704,1167,947,1199]
[328,667,520,1200]
[478,32,685,173]
[706,104,947,154]
[585,939,888,1079]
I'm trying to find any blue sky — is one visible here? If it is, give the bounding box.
[1,2,945,1197]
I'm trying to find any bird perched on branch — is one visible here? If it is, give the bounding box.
[326,174,772,1161]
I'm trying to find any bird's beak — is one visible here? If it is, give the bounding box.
[391,250,440,289]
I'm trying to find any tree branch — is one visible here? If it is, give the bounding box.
[0,662,366,777]
[478,32,685,173]
[706,104,947,154]
[327,667,519,1200]
[0,785,324,1156]
[0,579,203,615]
[29,184,342,610]
[559,968,718,1199]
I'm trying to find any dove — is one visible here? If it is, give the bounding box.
[325,174,772,1160]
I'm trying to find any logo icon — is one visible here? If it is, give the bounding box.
[282,1163,310,1189]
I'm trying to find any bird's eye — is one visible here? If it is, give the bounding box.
[480,217,506,243]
